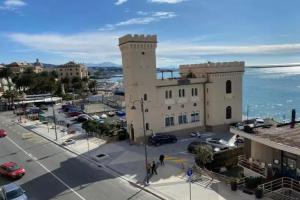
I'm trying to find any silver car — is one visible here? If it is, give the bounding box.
[62,139,76,146]
[206,138,229,150]
[0,183,27,200]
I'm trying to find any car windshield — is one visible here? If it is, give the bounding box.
[7,164,19,172]
[6,188,24,200]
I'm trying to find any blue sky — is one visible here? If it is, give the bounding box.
[1,0,300,67]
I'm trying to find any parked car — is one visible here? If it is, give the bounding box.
[206,138,229,150]
[116,111,126,117]
[148,134,177,146]
[0,162,26,179]
[39,105,48,111]
[187,141,206,154]
[62,139,76,146]
[0,183,27,200]
[190,131,201,138]
[0,129,7,138]
[68,111,82,117]
[108,111,115,117]
[100,114,108,119]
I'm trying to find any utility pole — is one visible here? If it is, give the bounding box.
[51,96,58,140]
[246,105,249,124]
[140,97,149,185]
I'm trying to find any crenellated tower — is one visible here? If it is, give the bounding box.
[119,34,158,141]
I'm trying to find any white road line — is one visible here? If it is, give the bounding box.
[6,136,86,200]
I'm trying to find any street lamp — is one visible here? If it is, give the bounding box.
[131,97,149,185]
[51,95,58,140]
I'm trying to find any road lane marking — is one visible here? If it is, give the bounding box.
[6,136,86,200]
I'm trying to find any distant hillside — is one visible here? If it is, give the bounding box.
[86,62,121,68]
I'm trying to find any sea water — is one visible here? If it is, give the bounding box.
[244,66,300,121]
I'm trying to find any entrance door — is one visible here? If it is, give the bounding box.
[282,153,297,178]
[130,124,134,141]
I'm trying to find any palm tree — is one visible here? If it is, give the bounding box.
[2,89,19,109]
[0,67,13,91]
[195,145,213,168]
[88,80,97,92]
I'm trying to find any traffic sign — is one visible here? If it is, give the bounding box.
[187,168,193,177]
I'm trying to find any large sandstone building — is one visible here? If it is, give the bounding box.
[55,61,88,80]
[119,34,244,142]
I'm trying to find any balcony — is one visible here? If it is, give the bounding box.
[238,155,267,177]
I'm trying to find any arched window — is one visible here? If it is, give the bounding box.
[226,80,232,94]
[226,106,232,119]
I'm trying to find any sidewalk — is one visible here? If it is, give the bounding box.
[18,119,259,200]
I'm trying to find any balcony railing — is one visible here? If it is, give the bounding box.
[258,177,300,199]
[238,155,266,177]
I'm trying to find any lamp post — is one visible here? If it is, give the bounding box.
[51,96,58,140]
[131,97,149,185]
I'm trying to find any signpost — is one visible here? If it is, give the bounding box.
[187,168,193,200]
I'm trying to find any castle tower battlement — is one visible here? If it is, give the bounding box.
[119,34,157,46]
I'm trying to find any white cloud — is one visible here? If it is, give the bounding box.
[99,11,176,31]
[148,0,186,4]
[7,32,300,66]
[0,0,26,10]
[115,0,128,5]
[7,32,122,63]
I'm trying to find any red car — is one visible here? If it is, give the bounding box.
[0,129,7,138]
[68,111,82,117]
[0,162,26,179]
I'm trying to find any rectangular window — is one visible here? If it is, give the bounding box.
[182,89,185,97]
[179,89,181,97]
[169,90,172,98]
[178,115,183,124]
[165,91,168,99]
[170,117,174,126]
[194,88,198,96]
[165,117,174,127]
[144,93,147,101]
[191,113,200,123]
[178,115,188,124]
[192,88,194,96]
[146,123,149,130]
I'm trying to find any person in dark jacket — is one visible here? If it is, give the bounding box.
[151,161,157,175]
[159,154,165,166]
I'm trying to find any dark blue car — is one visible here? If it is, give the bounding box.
[148,134,177,146]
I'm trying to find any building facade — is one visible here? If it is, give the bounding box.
[119,34,244,142]
[55,61,88,80]
[231,119,300,180]
[6,59,43,73]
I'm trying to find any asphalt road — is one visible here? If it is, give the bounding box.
[0,112,159,200]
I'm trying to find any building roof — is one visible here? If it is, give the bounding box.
[231,119,300,156]
[57,61,86,68]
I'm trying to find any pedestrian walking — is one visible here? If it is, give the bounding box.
[147,163,151,175]
[151,161,157,175]
[159,154,165,166]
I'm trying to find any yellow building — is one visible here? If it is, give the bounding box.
[119,34,244,142]
[55,61,88,80]
[6,59,43,73]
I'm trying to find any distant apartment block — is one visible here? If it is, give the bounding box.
[119,34,245,142]
[6,59,43,73]
[55,61,89,80]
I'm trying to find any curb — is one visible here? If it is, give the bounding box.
[17,122,166,200]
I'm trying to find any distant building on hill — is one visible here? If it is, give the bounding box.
[6,58,44,73]
[54,61,89,80]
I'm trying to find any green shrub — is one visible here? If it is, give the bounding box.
[245,176,264,189]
